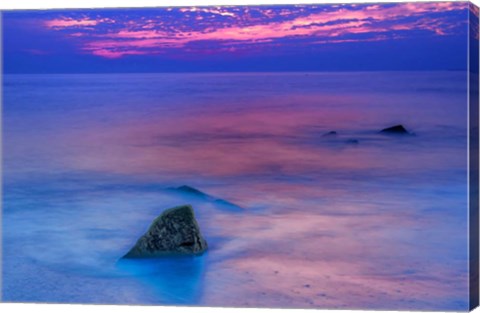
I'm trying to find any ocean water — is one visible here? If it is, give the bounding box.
[1,71,469,310]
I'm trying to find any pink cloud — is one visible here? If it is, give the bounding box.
[44,2,468,58]
[179,6,236,17]
[45,17,99,28]
[114,30,168,39]
[90,49,150,58]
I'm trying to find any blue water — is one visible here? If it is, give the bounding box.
[2,71,470,309]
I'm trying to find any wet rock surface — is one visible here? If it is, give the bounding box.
[122,204,207,258]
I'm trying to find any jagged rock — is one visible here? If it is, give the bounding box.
[380,124,410,134]
[122,204,207,258]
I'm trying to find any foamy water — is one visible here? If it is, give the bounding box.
[2,71,469,309]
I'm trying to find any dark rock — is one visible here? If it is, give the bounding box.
[170,185,209,198]
[122,204,207,258]
[380,124,410,135]
[322,131,337,137]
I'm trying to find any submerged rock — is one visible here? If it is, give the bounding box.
[167,185,244,212]
[213,199,243,212]
[322,131,337,137]
[380,124,410,135]
[169,185,209,198]
[345,139,359,144]
[122,204,207,258]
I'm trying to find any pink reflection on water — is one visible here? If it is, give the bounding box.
[199,209,467,309]
[46,90,463,187]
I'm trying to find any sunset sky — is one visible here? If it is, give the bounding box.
[2,2,472,72]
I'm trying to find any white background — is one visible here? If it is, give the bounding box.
[0,0,479,313]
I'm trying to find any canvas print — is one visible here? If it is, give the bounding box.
[1,1,479,311]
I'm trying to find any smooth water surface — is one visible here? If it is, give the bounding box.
[2,71,469,310]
